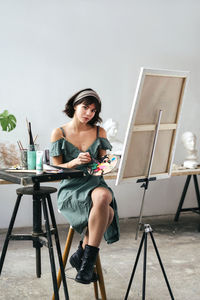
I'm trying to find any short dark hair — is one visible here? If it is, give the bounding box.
[63,88,102,125]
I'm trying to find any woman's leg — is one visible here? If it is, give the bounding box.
[82,205,114,248]
[82,187,114,248]
[70,187,114,271]
[75,187,114,284]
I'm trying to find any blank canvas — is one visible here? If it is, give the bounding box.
[116,68,189,185]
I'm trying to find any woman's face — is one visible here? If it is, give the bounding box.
[74,102,96,124]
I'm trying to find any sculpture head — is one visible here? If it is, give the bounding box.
[103,118,118,140]
[181,131,196,152]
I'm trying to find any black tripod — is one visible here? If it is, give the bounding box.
[124,223,174,300]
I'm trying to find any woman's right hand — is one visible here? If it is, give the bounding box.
[52,152,91,169]
[76,152,91,165]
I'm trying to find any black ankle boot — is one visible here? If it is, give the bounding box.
[75,244,99,284]
[69,241,84,271]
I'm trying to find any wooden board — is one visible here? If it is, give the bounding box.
[116,68,189,185]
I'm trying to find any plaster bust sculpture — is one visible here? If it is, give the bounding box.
[181,131,198,168]
[103,118,123,155]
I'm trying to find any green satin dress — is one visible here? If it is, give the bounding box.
[50,127,120,244]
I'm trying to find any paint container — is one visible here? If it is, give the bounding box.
[20,149,28,169]
[27,150,36,170]
[36,150,44,174]
[43,149,50,165]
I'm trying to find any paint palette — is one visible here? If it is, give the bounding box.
[88,155,118,176]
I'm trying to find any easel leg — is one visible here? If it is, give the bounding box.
[149,232,174,299]
[174,175,191,221]
[124,233,145,300]
[142,232,147,300]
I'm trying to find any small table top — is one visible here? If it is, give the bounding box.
[171,167,200,177]
[0,168,83,186]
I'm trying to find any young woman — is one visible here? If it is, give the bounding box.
[50,88,120,284]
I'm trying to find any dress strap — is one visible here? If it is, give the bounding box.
[96,126,100,138]
[60,127,66,138]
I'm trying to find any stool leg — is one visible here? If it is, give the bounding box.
[93,266,99,299]
[41,196,60,300]
[0,194,22,275]
[96,254,107,300]
[33,195,43,278]
[46,195,69,300]
[52,226,74,300]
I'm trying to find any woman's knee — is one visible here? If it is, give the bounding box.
[91,188,112,208]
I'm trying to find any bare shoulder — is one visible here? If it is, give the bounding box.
[98,126,107,138]
[51,127,63,142]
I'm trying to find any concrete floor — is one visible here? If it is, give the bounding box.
[0,213,200,300]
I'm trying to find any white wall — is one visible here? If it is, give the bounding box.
[1,0,200,228]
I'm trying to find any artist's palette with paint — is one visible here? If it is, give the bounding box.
[88,155,118,176]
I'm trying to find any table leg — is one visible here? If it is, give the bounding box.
[174,175,191,222]
[193,175,200,209]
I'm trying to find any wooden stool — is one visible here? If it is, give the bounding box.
[0,186,69,300]
[52,226,107,300]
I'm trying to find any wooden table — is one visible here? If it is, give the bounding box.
[170,168,200,221]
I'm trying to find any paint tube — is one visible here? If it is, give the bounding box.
[36,150,44,174]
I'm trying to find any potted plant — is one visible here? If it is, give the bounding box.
[0,110,18,167]
[0,110,17,132]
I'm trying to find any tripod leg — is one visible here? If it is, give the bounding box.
[149,232,174,300]
[142,232,147,300]
[124,232,145,300]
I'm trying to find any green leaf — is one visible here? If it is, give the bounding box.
[0,110,17,132]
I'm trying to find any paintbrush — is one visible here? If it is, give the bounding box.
[28,122,35,150]
[33,134,38,143]
[17,140,23,150]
